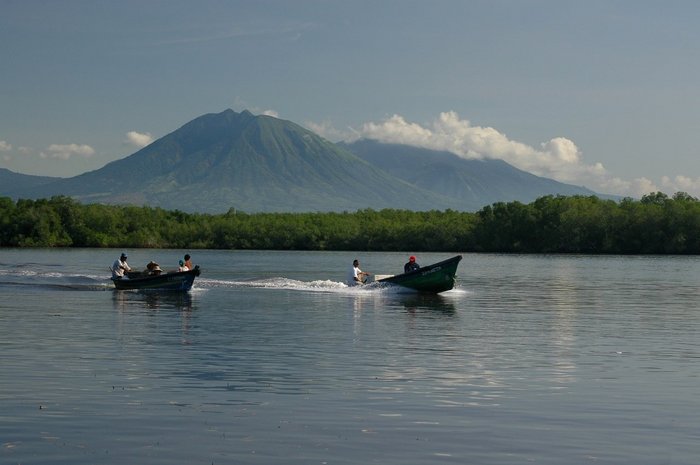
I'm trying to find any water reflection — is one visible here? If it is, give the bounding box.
[111,290,194,312]
[389,293,457,316]
[545,264,581,386]
[347,291,457,341]
[348,291,457,315]
[6,250,700,465]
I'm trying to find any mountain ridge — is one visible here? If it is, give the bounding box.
[3,109,605,212]
[340,139,598,210]
[8,110,462,212]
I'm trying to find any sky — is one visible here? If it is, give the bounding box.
[2,0,700,198]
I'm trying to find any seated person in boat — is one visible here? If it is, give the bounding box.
[404,255,420,273]
[145,261,163,276]
[111,253,131,279]
[348,259,371,286]
[178,260,189,272]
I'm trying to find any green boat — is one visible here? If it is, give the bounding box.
[377,255,462,293]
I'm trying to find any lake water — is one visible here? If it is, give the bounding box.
[1,249,699,464]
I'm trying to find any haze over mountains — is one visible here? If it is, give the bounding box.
[3,109,600,213]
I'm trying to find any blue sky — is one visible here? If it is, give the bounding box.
[2,0,700,198]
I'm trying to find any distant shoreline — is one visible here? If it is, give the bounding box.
[1,192,699,254]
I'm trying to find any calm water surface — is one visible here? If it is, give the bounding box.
[1,249,699,464]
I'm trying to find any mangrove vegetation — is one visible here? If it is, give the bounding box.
[2,192,700,254]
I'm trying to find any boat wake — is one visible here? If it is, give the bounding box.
[0,267,466,296]
[0,267,113,291]
[232,277,350,290]
[195,276,454,295]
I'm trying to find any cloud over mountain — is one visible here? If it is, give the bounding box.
[309,111,692,199]
[40,143,95,160]
[2,109,604,213]
[125,131,154,148]
[353,111,607,187]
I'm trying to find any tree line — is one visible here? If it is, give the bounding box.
[1,192,700,254]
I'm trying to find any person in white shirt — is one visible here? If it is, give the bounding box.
[111,253,131,279]
[347,259,371,286]
[178,260,189,272]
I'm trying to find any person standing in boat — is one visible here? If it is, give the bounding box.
[183,254,193,270]
[348,259,371,286]
[111,253,131,279]
[404,255,420,273]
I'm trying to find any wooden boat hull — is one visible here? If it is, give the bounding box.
[377,255,462,293]
[112,266,201,291]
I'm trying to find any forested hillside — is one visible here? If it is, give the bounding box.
[1,192,699,254]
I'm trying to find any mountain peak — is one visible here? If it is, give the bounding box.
[2,111,603,213]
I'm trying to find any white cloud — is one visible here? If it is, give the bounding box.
[40,143,95,160]
[599,177,660,198]
[354,111,609,188]
[304,120,357,142]
[0,140,11,151]
[318,112,700,198]
[311,111,700,200]
[125,131,154,148]
[261,109,279,118]
[659,175,700,197]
